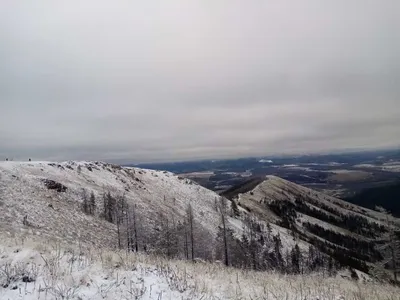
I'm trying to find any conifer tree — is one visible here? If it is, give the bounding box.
[220,198,229,266]
[186,203,195,261]
[375,206,400,282]
[273,233,284,271]
[89,191,96,215]
[290,244,301,274]
[81,189,89,214]
[231,200,240,217]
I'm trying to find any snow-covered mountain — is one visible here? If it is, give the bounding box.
[0,161,398,279]
[0,161,227,248]
[230,175,399,274]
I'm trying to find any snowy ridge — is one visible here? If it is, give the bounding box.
[0,161,313,253]
[238,175,390,225]
[0,161,224,248]
[235,175,400,275]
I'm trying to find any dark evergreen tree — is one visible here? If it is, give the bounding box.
[375,206,400,282]
[81,189,89,214]
[186,203,195,261]
[290,244,301,274]
[102,191,116,223]
[273,233,284,271]
[231,200,240,217]
[266,222,272,239]
[328,256,335,276]
[89,191,96,215]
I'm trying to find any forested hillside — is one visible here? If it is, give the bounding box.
[345,182,400,217]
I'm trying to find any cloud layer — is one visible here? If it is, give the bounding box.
[1,1,399,162]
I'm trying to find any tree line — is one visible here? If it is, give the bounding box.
[79,189,399,282]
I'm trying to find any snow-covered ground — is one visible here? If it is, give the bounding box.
[236,175,399,259]
[1,235,399,300]
[239,175,391,225]
[2,160,400,298]
[0,161,335,257]
[354,162,400,173]
[0,161,228,248]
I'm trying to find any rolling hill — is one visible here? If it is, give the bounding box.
[226,175,399,275]
[0,161,227,252]
[1,161,399,282]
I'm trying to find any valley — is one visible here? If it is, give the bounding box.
[135,149,400,197]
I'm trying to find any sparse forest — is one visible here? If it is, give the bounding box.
[1,160,399,288]
[76,183,400,282]
[93,191,343,276]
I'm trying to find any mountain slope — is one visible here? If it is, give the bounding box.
[345,181,400,217]
[0,161,224,249]
[1,162,398,278]
[0,161,312,258]
[234,175,399,273]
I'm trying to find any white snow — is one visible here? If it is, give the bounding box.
[354,162,400,173]
[2,161,400,299]
[259,159,273,163]
[1,236,399,300]
[0,161,228,248]
[236,175,394,256]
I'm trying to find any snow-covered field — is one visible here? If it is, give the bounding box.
[180,171,215,178]
[354,162,400,173]
[1,235,399,300]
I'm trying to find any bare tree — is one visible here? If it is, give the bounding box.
[242,215,262,270]
[186,203,195,261]
[125,204,146,252]
[180,219,189,259]
[22,215,28,226]
[126,205,132,251]
[218,197,229,266]
[128,204,139,252]
[89,191,96,215]
[376,206,400,282]
[114,194,128,249]
[81,189,89,214]
[150,212,179,258]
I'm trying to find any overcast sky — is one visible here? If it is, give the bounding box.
[1,1,399,163]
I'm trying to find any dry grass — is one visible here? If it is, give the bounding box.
[1,235,400,300]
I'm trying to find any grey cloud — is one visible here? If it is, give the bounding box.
[1,1,399,163]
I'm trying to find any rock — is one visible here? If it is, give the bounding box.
[22,276,35,283]
[42,179,67,192]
